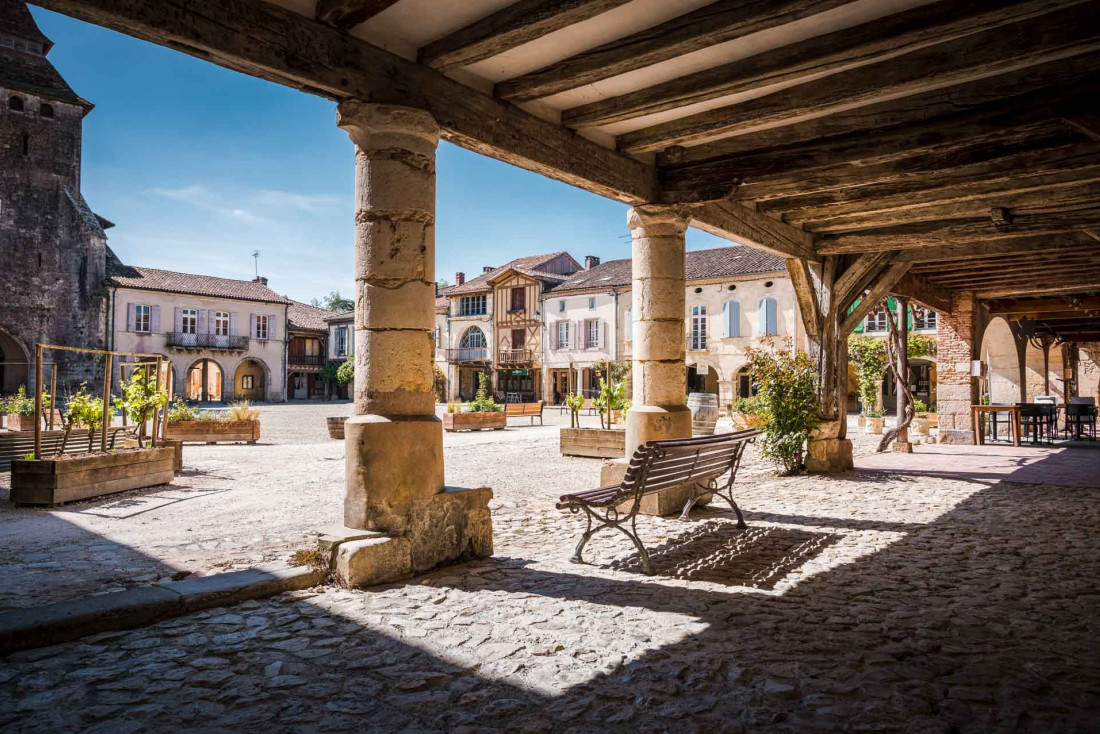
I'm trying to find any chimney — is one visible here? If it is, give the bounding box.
[584,255,600,270]
[253,276,268,286]
[455,272,465,286]
[483,266,493,274]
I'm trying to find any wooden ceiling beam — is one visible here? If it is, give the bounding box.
[1062,112,1100,140]
[617,3,1100,153]
[926,259,1100,285]
[889,273,952,313]
[563,0,1089,130]
[834,252,891,313]
[840,263,913,335]
[911,253,1100,278]
[817,208,1100,254]
[910,246,1099,272]
[891,235,1097,263]
[978,281,1100,298]
[494,0,851,102]
[32,0,658,206]
[688,201,819,262]
[314,0,400,29]
[986,295,1100,314]
[418,0,632,71]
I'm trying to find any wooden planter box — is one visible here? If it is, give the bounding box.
[164,420,260,444]
[443,411,505,432]
[11,447,175,506]
[327,416,348,440]
[865,417,885,434]
[3,411,63,432]
[560,427,626,459]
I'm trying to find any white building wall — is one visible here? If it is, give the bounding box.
[442,291,494,401]
[112,288,287,402]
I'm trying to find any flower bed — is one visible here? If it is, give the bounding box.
[165,419,260,444]
[11,447,175,506]
[443,412,505,432]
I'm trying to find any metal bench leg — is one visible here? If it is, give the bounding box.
[609,515,653,575]
[569,511,596,565]
[678,495,697,521]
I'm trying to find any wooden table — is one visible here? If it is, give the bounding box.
[972,404,1020,447]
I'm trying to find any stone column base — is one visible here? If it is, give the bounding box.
[625,405,691,457]
[322,486,493,588]
[598,458,711,517]
[805,437,853,473]
[892,441,913,453]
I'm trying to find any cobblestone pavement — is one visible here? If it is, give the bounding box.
[3,404,1099,730]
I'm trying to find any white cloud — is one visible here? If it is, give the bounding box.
[150,184,264,223]
[250,189,342,212]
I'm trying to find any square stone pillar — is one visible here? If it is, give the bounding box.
[937,291,977,444]
[624,205,693,455]
[332,102,491,585]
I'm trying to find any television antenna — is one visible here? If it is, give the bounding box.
[252,250,260,278]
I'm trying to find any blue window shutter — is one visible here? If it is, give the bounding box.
[758,298,766,335]
[723,300,740,337]
[766,298,777,335]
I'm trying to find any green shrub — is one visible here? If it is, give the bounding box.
[912,399,929,414]
[864,410,884,419]
[113,368,168,447]
[848,335,887,414]
[565,392,584,428]
[336,356,355,386]
[65,383,105,452]
[745,343,820,475]
[168,397,199,422]
[2,386,51,417]
[731,395,763,415]
[467,373,501,413]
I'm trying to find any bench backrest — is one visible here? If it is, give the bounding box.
[505,402,542,415]
[618,430,761,504]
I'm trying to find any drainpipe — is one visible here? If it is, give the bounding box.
[282,303,289,402]
[610,289,619,362]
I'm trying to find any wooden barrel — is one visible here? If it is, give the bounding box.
[326,416,348,440]
[688,392,719,436]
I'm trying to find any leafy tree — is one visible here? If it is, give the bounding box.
[467,372,501,413]
[66,383,106,453]
[310,290,354,313]
[336,356,355,386]
[565,393,585,428]
[113,368,168,448]
[433,365,447,403]
[848,335,887,415]
[746,342,820,475]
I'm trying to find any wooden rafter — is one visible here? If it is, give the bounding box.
[617,3,1100,153]
[495,0,851,102]
[562,0,1091,129]
[688,201,818,262]
[314,0,399,29]
[890,234,1097,263]
[889,273,952,313]
[418,0,632,71]
[833,252,892,313]
[840,263,913,335]
[986,295,1100,314]
[979,281,1100,297]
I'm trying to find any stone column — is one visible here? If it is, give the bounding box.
[936,291,977,444]
[338,102,444,533]
[624,205,692,455]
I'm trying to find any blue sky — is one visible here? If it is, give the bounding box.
[32,7,728,305]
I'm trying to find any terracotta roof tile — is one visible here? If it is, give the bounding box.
[550,246,785,293]
[442,252,572,295]
[107,256,290,304]
[287,300,336,332]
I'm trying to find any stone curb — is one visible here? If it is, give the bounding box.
[0,565,324,657]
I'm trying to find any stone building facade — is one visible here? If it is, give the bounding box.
[0,2,108,394]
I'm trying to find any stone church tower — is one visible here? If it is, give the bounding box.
[0,0,108,394]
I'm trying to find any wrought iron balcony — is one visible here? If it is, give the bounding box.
[166,332,249,351]
[497,348,533,364]
[446,348,490,363]
[686,335,708,352]
[288,354,325,367]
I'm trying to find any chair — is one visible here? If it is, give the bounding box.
[983,403,1015,443]
[1018,403,1054,446]
[1065,402,1097,440]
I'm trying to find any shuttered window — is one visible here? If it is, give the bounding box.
[723,300,740,337]
[759,298,778,336]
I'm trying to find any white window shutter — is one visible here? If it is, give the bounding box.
[151,305,160,333]
[599,320,606,350]
[549,323,557,351]
[230,312,238,337]
[250,313,257,338]
[126,303,136,332]
[270,314,278,340]
[174,307,183,333]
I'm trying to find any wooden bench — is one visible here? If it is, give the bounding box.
[556,430,761,574]
[504,402,543,425]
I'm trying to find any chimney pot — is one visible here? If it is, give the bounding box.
[584,255,600,270]
[455,272,465,286]
[253,276,268,286]
[483,266,493,274]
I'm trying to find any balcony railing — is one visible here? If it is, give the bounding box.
[446,348,489,363]
[289,354,325,367]
[498,348,533,364]
[166,332,249,350]
[686,335,708,352]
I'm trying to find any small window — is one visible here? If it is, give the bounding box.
[913,308,937,331]
[134,305,151,333]
[181,308,197,335]
[510,287,525,313]
[558,300,565,312]
[865,307,888,333]
[215,311,231,337]
[334,326,348,356]
[727,284,736,291]
[39,103,53,119]
[588,297,595,310]
[694,287,703,294]
[241,374,254,389]
[764,281,773,288]
[690,305,707,350]
[254,314,268,340]
[586,319,599,349]
[8,96,23,112]
[556,321,570,350]
[459,295,486,316]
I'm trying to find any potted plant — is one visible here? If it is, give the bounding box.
[443,374,505,431]
[11,381,174,506]
[595,376,629,428]
[744,342,819,476]
[911,399,930,434]
[729,395,766,431]
[2,386,52,432]
[165,398,262,443]
[325,356,354,437]
[849,335,887,430]
[560,387,626,458]
[864,410,885,434]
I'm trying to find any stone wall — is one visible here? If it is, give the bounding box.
[0,91,107,393]
[936,292,977,444]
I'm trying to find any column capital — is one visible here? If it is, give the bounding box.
[627,204,692,236]
[337,101,439,152]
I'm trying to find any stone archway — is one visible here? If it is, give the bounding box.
[186,358,223,402]
[981,317,1022,404]
[233,358,270,402]
[686,360,720,395]
[0,326,31,395]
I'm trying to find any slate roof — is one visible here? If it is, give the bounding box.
[287,301,336,332]
[65,190,107,238]
[550,245,785,294]
[442,252,574,296]
[1,3,90,108]
[107,252,290,304]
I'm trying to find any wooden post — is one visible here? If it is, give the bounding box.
[151,356,163,446]
[33,344,43,460]
[896,297,911,450]
[161,362,172,441]
[101,354,112,452]
[48,364,57,431]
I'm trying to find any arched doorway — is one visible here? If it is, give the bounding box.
[687,362,719,395]
[736,366,758,399]
[882,358,936,413]
[0,326,30,395]
[234,359,268,402]
[981,317,1021,404]
[187,359,223,402]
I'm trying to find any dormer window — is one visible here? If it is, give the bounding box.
[9,96,24,112]
[39,103,53,119]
